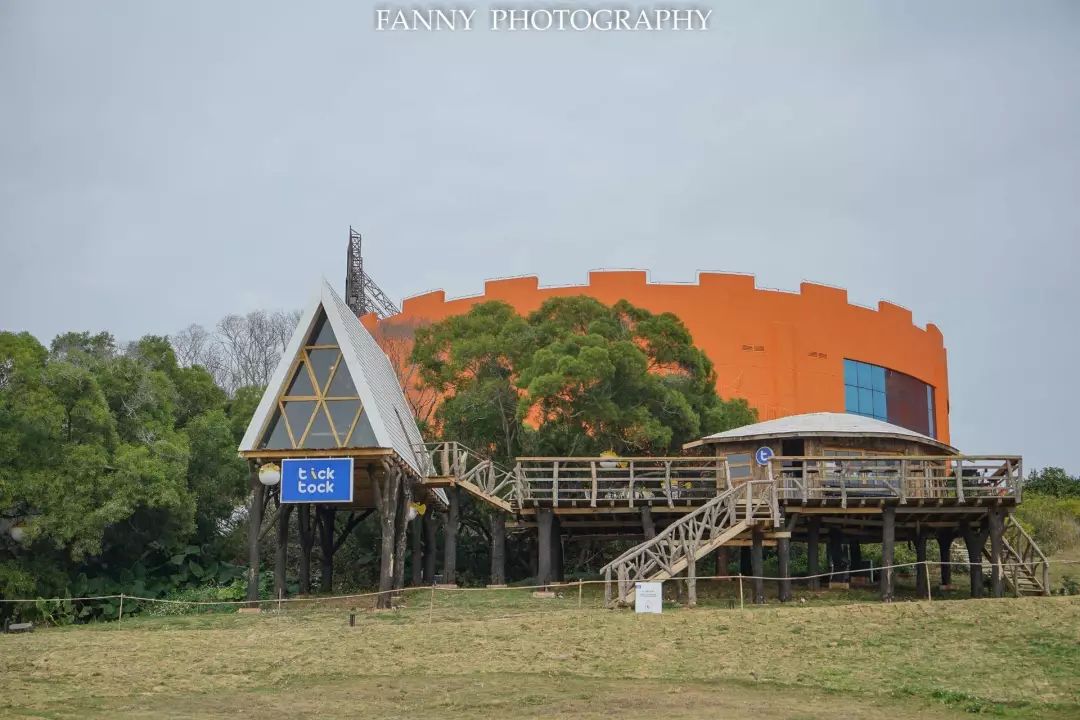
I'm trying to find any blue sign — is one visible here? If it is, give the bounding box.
[754,446,774,466]
[281,458,354,503]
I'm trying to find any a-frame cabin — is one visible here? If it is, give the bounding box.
[238,279,443,607]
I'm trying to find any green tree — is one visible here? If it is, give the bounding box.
[411,296,757,459]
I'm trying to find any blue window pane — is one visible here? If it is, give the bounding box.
[845,385,860,412]
[873,390,887,419]
[927,386,936,438]
[857,362,873,389]
[843,359,859,387]
[858,387,874,414]
[871,365,886,392]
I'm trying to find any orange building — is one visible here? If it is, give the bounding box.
[363,271,949,444]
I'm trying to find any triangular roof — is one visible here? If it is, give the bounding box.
[239,279,427,475]
[689,412,956,453]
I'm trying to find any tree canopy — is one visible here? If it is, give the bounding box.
[411,296,757,462]
[0,330,250,616]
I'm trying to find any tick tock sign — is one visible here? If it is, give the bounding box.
[280,458,354,503]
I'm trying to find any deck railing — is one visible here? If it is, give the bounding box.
[770,455,1023,507]
[514,456,733,509]
[513,454,1023,509]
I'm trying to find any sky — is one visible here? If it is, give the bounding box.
[1,1,1078,472]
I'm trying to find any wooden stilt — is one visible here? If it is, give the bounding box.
[442,486,459,585]
[880,506,895,602]
[778,535,791,602]
[246,463,264,607]
[490,513,507,586]
[537,509,553,587]
[807,517,820,590]
[751,526,765,604]
[989,508,1005,598]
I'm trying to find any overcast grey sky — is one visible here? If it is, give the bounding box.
[1,1,1077,471]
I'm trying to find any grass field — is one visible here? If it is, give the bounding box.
[1,586,1078,719]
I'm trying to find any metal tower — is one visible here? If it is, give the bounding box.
[344,227,400,318]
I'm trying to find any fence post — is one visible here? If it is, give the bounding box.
[924,562,932,601]
[118,593,124,624]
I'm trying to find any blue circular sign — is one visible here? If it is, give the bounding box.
[754,446,774,466]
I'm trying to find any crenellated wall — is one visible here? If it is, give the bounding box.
[363,271,950,443]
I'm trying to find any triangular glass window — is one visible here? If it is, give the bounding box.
[326,362,358,398]
[308,349,339,392]
[303,405,336,449]
[282,400,316,445]
[307,313,337,346]
[284,362,316,397]
[260,408,291,449]
[348,410,378,447]
[326,399,363,444]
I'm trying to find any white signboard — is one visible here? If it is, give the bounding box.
[635,581,663,614]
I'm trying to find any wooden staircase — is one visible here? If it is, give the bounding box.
[418,442,520,513]
[600,480,780,606]
[989,515,1050,595]
[948,515,1050,596]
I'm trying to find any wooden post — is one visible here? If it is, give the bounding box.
[827,529,849,585]
[246,463,264,606]
[880,506,895,602]
[392,475,412,592]
[738,573,745,610]
[442,486,459,585]
[687,552,697,608]
[716,547,730,579]
[422,510,438,584]
[118,593,124,623]
[914,529,929,599]
[552,514,564,583]
[537,509,554,587]
[849,541,863,582]
[297,505,314,595]
[751,526,765,604]
[275,502,292,602]
[962,520,989,599]
[552,461,560,508]
[374,463,401,608]
[778,535,791,602]
[490,512,507,586]
[937,529,955,589]
[317,506,336,592]
[590,461,598,508]
[640,506,656,540]
[807,517,821,590]
[411,509,424,587]
[989,508,1005,598]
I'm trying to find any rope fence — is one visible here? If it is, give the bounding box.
[2,558,1078,616]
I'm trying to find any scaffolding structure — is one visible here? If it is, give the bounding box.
[344,227,400,318]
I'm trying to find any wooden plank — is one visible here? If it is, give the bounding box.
[455,478,513,513]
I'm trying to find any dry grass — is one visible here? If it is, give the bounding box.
[1,591,1078,719]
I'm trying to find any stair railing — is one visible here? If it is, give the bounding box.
[601,480,779,605]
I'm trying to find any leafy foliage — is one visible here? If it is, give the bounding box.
[0,329,252,622]
[412,296,757,462]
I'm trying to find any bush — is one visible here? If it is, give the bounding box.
[1015,495,1080,555]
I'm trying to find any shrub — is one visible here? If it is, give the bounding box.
[1015,495,1080,555]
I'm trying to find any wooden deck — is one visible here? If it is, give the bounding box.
[513,454,1023,512]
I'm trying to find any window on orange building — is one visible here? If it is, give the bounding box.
[844,359,936,438]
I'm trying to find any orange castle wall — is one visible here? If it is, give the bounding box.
[362,271,950,444]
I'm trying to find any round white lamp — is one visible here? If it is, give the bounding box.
[258,463,281,487]
[9,525,26,543]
